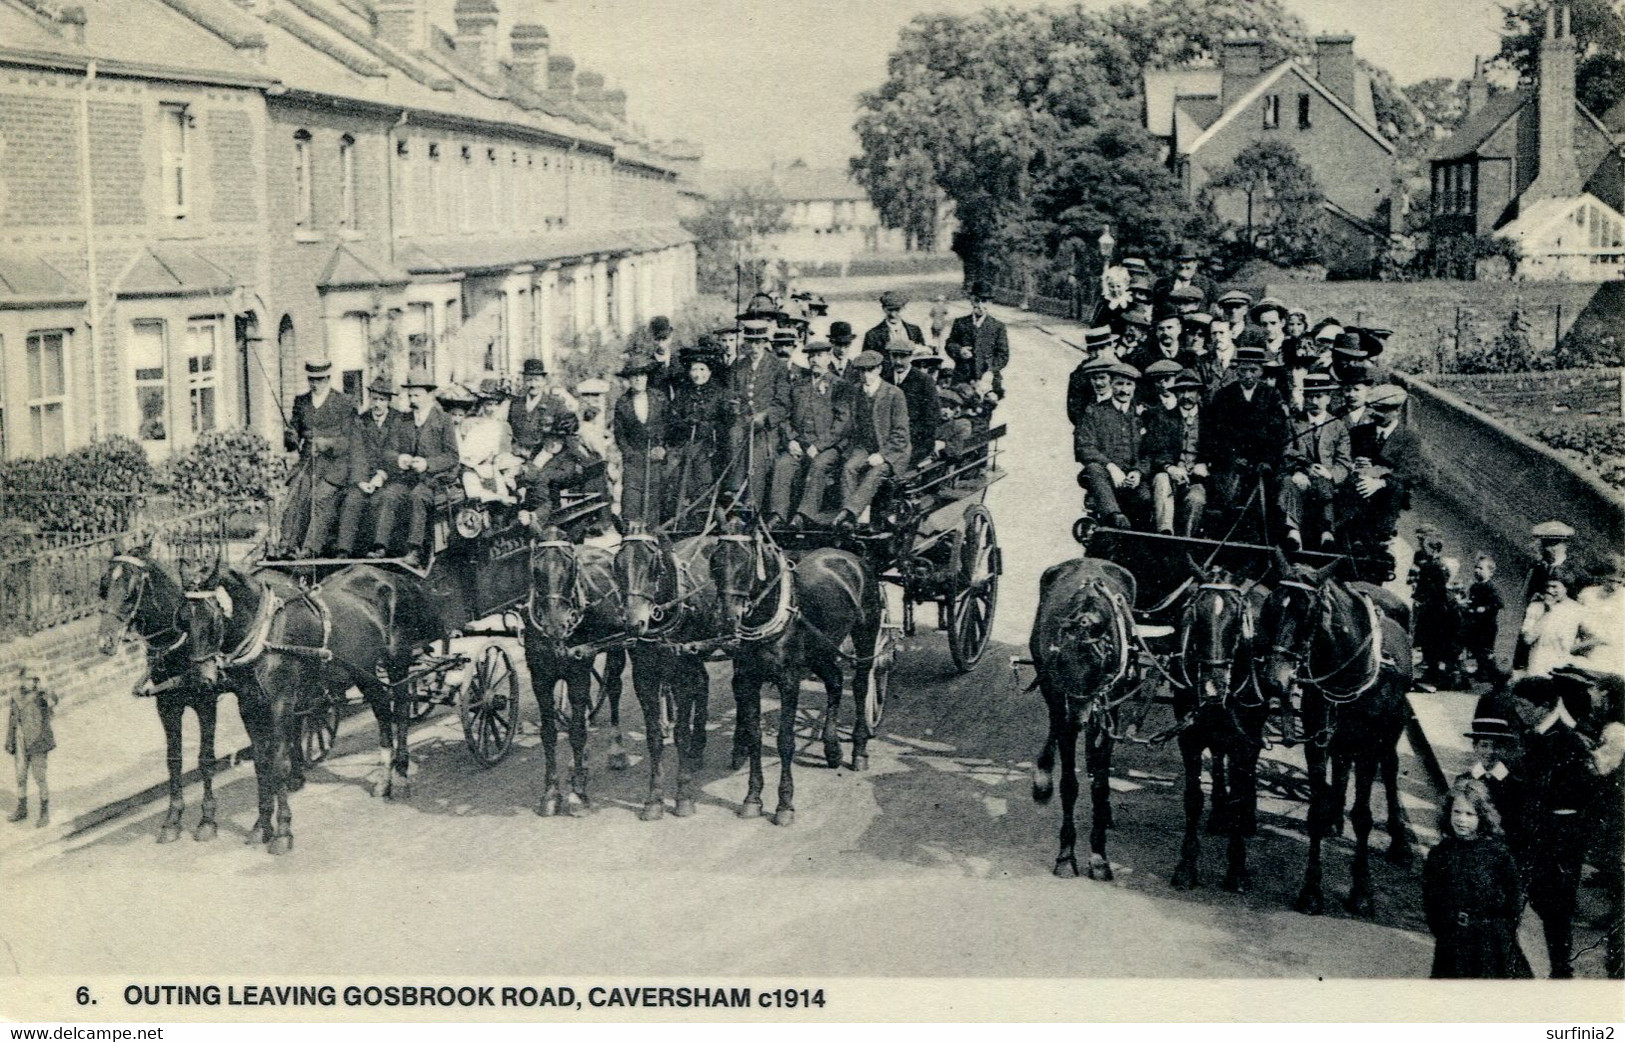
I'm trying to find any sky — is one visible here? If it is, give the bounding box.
[434,0,1511,169]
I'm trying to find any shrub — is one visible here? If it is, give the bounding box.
[1530,419,1625,492]
[1450,306,1551,374]
[153,429,285,504]
[0,437,153,536]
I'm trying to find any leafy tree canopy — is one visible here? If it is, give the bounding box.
[681,184,790,295]
[1202,139,1327,268]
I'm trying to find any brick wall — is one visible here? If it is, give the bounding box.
[1257,279,1620,371]
[206,109,257,224]
[1395,370,1625,576]
[0,93,82,226]
[0,615,145,710]
[87,100,146,226]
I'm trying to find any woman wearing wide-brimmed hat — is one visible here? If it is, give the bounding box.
[613,353,668,528]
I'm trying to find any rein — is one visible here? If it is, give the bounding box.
[188,583,284,670]
[1176,582,1260,704]
[1269,579,1383,702]
[102,557,187,654]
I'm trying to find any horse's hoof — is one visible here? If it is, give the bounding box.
[1222,870,1252,894]
[738,798,764,819]
[1087,856,1114,882]
[1294,890,1325,916]
[1170,863,1200,890]
[851,754,870,772]
[536,791,561,817]
[608,751,631,771]
[246,823,271,845]
[370,775,389,799]
[772,807,795,827]
[673,798,697,818]
[639,801,665,822]
[1031,768,1053,804]
[1385,841,1414,868]
[563,793,588,817]
[286,774,306,794]
[387,772,411,801]
[267,835,293,856]
[730,753,747,773]
[157,825,183,845]
[824,743,842,770]
[1344,893,1376,919]
[1053,856,1080,878]
[193,822,217,843]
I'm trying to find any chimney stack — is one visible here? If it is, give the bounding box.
[604,87,627,123]
[1221,35,1265,113]
[375,0,428,54]
[452,0,500,80]
[1464,56,1488,119]
[509,23,549,91]
[576,70,606,111]
[1526,0,1580,202]
[1314,35,1356,110]
[545,53,576,105]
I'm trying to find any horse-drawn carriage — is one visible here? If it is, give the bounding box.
[258,461,615,770]
[1020,514,1416,914]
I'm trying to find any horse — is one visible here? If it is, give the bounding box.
[181,562,414,853]
[97,546,223,844]
[1028,556,1138,879]
[1255,554,1416,916]
[1168,565,1271,892]
[614,526,719,819]
[709,529,880,825]
[523,526,631,817]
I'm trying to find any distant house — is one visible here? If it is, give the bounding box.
[698,167,953,268]
[1145,34,1397,275]
[1429,2,1625,280]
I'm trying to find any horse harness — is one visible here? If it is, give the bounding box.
[106,556,192,697]
[1176,581,1262,708]
[1269,577,1384,703]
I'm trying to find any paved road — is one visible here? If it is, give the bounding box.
[0,301,1490,985]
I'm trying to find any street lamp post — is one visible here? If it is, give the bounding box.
[1090,226,1115,321]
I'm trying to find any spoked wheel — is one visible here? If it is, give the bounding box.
[947,505,1000,673]
[298,685,343,765]
[459,643,520,766]
[862,603,899,731]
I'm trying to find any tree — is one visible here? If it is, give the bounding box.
[1496,0,1625,115]
[680,184,790,295]
[1202,140,1327,267]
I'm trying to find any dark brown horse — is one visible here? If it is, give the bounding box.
[614,528,718,819]
[523,527,629,817]
[1256,558,1416,916]
[1169,568,1270,892]
[709,530,880,824]
[182,563,414,853]
[98,548,222,844]
[1028,556,1138,879]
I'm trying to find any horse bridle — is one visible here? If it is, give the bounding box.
[712,533,794,644]
[1055,578,1132,697]
[527,538,585,640]
[1263,577,1382,702]
[102,555,186,653]
[1178,581,1260,705]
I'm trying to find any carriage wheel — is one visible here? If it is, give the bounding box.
[862,604,898,731]
[947,506,999,673]
[298,685,342,766]
[459,643,520,767]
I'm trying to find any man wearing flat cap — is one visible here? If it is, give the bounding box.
[1067,329,1120,427]
[862,291,924,358]
[729,318,793,514]
[335,377,403,557]
[1280,371,1353,550]
[1141,368,1210,536]
[945,280,1010,402]
[1339,384,1423,566]
[768,340,850,529]
[367,368,459,568]
[1075,360,1150,529]
[833,351,911,529]
[281,358,357,559]
[1513,521,1581,672]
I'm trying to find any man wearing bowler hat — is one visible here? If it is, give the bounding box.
[729,318,792,514]
[945,280,1010,400]
[510,357,574,459]
[367,368,458,568]
[826,321,859,387]
[862,290,924,358]
[335,376,403,557]
[280,358,357,559]
[1204,334,1289,530]
[1154,242,1217,313]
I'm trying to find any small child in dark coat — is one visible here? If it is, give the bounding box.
[1461,553,1506,683]
[1423,777,1532,978]
[6,663,57,827]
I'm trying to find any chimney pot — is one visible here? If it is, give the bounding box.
[453,0,500,79]
[509,22,549,90]
[375,0,428,53]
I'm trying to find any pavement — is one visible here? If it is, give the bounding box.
[1,292,1616,997]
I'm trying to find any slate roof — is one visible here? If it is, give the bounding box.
[0,253,83,304]
[1431,88,1529,162]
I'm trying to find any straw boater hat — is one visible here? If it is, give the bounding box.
[741,319,773,342]
[1083,326,1120,355]
[1301,370,1339,395]
[1531,520,1576,542]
